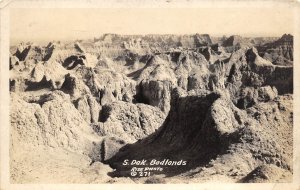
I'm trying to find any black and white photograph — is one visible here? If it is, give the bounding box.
[0,0,299,189]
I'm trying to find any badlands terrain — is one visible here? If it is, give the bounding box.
[10,34,293,183]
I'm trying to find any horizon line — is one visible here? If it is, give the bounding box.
[10,33,292,43]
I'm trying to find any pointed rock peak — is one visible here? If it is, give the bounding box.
[245,47,259,62]
[223,35,244,47]
[194,33,212,46]
[277,34,293,43]
[246,47,273,66]
[46,42,56,49]
[15,43,32,61]
[74,42,86,53]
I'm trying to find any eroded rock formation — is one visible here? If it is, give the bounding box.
[9,34,293,183]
